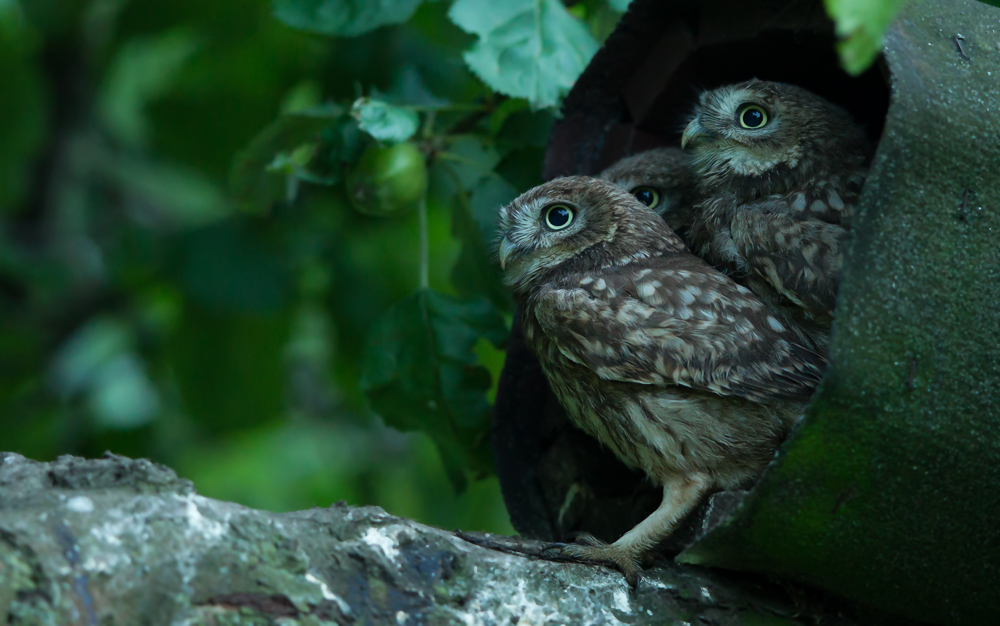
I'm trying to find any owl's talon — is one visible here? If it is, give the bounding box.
[538,542,568,555]
[559,541,644,588]
[563,532,606,548]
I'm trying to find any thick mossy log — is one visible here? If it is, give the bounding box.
[0,453,870,625]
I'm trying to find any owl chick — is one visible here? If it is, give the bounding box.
[497,176,825,585]
[600,146,827,355]
[598,147,697,243]
[682,79,872,322]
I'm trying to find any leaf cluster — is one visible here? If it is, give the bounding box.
[0,0,624,501]
[223,0,632,488]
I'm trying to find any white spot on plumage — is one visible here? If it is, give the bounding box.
[792,193,807,211]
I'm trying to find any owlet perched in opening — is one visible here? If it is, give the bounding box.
[497,177,825,585]
[682,79,872,326]
[597,147,697,244]
[600,146,827,355]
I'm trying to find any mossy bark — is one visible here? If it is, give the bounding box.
[0,452,869,625]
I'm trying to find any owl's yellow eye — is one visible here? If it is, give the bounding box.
[633,187,660,208]
[738,104,768,129]
[544,204,574,230]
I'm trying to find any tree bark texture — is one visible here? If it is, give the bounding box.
[0,453,874,625]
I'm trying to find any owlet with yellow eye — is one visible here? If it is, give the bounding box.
[598,147,823,355]
[497,176,826,585]
[598,147,697,244]
[682,79,872,328]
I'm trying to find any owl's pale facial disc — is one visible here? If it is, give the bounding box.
[681,81,806,177]
[496,177,651,292]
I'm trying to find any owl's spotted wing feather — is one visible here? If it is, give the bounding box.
[781,185,859,227]
[532,256,825,403]
[730,209,846,318]
[684,80,871,327]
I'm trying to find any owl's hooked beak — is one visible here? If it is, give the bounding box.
[498,236,524,270]
[681,117,709,149]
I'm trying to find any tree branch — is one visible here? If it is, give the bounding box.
[0,453,862,625]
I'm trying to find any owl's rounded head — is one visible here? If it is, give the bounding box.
[497,176,682,294]
[681,80,869,189]
[598,147,696,235]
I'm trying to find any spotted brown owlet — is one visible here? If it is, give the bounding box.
[597,147,697,243]
[497,176,825,584]
[682,79,871,328]
[600,145,827,355]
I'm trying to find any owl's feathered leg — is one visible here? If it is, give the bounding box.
[558,472,711,587]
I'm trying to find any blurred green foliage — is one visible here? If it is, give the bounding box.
[0,0,907,533]
[0,0,626,534]
[823,0,1000,73]
[824,0,909,74]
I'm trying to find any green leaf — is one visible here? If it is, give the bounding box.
[98,30,202,147]
[49,317,132,396]
[438,135,501,190]
[0,10,47,214]
[488,99,532,135]
[100,155,231,227]
[86,354,161,430]
[48,317,160,431]
[450,174,515,311]
[273,0,424,36]
[448,0,600,108]
[607,0,632,12]
[350,97,419,143]
[303,117,368,185]
[230,104,343,212]
[824,0,908,74]
[384,65,451,109]
[360,289,507,491]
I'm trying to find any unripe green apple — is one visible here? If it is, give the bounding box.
[346,142,427,217]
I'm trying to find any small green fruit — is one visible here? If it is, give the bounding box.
[346,142,428,217]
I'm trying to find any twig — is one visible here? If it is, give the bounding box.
[955,34,971,61]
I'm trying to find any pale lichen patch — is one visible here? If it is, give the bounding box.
[66,496,94,513]
[175,494,230,542]
[363,525,402,560]
[305,571,352,615]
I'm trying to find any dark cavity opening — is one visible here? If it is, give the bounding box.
[546,0,892,178]
[636,35,889,143]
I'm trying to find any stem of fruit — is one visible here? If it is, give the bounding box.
[417,111,435,292]
[418,192,429,290]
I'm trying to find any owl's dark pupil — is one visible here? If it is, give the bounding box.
[742,108,764,128]
[548,207,571,227]
[635,190,655,206]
